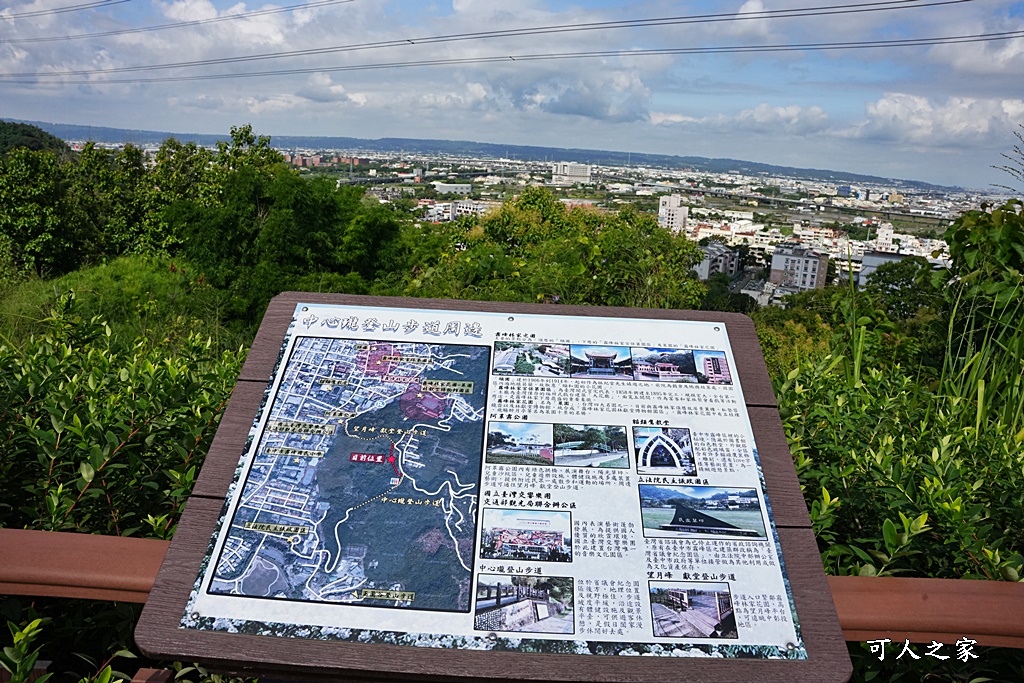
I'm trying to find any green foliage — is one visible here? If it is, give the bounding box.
[0,256,246,353]
[0,292,243,535]
[0,618,53,683]
[399,188,706,308]
[778,302,1024,581]
[701,272,758,313]
[863,256,943,321]
[943,199,1024,304]
[0,148,79,276]
[0,121,68,156]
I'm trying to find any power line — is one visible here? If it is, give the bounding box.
[0,0,355,44]
[0,0,973,72]
[1,0,129,20]
[4,28,1019,86]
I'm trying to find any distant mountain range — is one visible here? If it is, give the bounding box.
[9,118,958,191]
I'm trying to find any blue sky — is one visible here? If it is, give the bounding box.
[2,0,1023,187]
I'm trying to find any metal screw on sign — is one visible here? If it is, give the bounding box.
[487,633,498,642]
[786,642,797,651]
[191,612,200,620]
[508,317,515,321]
[301,307,308,311]
[714,326,721,332]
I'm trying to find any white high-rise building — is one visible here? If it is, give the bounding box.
[658,194,689,234]
[874,223,895,252]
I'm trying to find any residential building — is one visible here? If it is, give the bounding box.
[769,245,829,290]
[658,194,689,233]
[859,251,909,287]
[694,242,740,280]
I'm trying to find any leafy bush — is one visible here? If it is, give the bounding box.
[0,292,243,536]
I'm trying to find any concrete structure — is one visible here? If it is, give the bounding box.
[769,245,829,291]
[658,194,689,234]
[695,242,740,280]
[873,223,896,252]
[550,162,592,185]
[432,181,472,195]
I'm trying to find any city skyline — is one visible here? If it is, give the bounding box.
[2,1,1023,187]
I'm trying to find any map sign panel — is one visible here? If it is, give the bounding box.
[208,337,489,612]
[182,302,807,661]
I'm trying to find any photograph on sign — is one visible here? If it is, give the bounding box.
[479,509,573,563]
[553,424,629,468]
[485,422,554,466]
[639,485,768,540]
[492,342,571,377]
[649,581,737,639]
[633,426,698,476]
[568,345,633,380]
[474,574,575,634]
[180,303,805,660]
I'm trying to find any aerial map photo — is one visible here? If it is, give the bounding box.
[208,336,490,613]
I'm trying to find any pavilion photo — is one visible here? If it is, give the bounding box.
[568,345,633,380]
[630,347,699,383]
[649,581,737,639]
[639,485,767,540]
[632,426,697,476]
[485,422,554,466]
[552,424,628,468]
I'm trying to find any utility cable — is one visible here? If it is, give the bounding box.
[0,0,973,69]
[3,27,1019,85]
[0,0,355,43]
[1,0,129,20]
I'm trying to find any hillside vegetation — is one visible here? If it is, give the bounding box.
[1,124,1022,682]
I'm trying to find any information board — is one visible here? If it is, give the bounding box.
[138,293,850,683]
[182,301,802,658]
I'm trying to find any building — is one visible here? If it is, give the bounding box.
[694,242,740,280]
[436,181,475,194]
[703,356,732,384]
[769,245,828,291]
[873,222,896,252]
[550,162,592,185]
[658,194,689,234]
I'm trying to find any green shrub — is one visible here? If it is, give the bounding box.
[0,256,248,354]
[0,292,243,536]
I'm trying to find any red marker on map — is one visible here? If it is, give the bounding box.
[387,443,401,477]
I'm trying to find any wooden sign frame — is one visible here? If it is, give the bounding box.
[137,293,851,682]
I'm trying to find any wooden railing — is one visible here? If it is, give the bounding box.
[2,528,1023,658]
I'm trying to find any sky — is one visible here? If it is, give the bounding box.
[2,0,1024,188]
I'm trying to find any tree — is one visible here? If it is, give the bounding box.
[513,355,536,375]
[0,121,68,156]
[864,256,940,320]
[581,427,608,450]
[0,148,77,276]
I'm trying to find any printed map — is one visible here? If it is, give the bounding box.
[209,337,490,612]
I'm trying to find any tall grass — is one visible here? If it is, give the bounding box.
[938,279,1024,441]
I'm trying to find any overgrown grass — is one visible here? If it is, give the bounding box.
[0,256,250,353]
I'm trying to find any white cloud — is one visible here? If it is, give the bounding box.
[851,93,1024,147]
[650,103,829,135]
